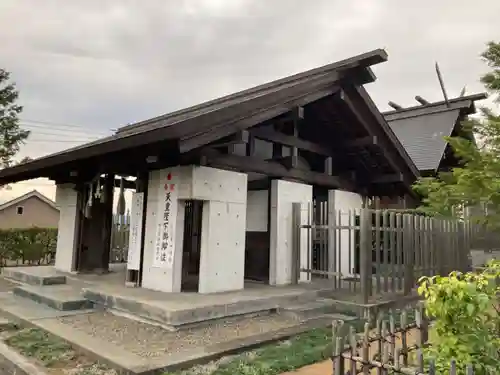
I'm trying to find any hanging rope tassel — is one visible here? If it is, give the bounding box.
[117,177,126,216]
[84,183,94,218]
[100,178,107,204]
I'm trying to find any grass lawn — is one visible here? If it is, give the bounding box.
[165,320,367,375]
[165,309,417,375]
[4,326,115,374]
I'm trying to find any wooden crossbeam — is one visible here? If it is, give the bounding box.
[371,173,404,184]
[250,128,332,156]
[347,135,378,148]
[203,151,352,190]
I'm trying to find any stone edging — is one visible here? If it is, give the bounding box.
[0,340,49,375]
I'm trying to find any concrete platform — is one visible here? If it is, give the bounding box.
[2,266,66,286]
[12,285,93,311]
[82,282,332,330]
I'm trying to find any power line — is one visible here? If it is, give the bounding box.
[20,118,106,129]
[20,119,118,133]
[22,131,104,140]
[26,139,99,144]
[21,123,111,137]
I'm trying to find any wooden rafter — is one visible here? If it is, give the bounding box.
[249,128,332,156]
[201,149,355,191]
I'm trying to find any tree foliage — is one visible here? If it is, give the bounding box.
[0,68,29,169]
[418,261,500,374]
[414,42,500,228]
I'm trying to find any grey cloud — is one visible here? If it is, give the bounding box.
[0,0,499,161]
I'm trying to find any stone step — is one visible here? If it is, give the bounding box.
[82,287,325,330]
[283,298,359,321]
[12,285,93,311]
[2,267,66,286]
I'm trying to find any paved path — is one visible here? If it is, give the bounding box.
[281,328,421,375]
[281,361,331,375]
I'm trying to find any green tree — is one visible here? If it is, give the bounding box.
[418,261,500,374]
[0,68,30,169]
[414,42,500,228]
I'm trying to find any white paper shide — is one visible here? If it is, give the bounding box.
[153,170,178,268]
[126,192,144,271]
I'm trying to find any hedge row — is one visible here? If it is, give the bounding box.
[0,228,57,266]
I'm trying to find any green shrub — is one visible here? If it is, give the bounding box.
[0,228,57,266]
[418,260,500,374]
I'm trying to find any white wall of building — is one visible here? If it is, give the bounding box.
[328,189,364,277]
[141,168,185,293]
[141,166,248,294]
[54,184,80,273]
[246,190,268,232]
[269,180,312,286]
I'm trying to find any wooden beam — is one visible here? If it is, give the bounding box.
[204,151,352,190]
[371,173,403,184]
[104,177,136,190]
[324,156,333,175]
[248,178,271,190]
[347,135,378,148]
[250,128,332,156]
[208,130,249,149]
[290,106,302,168]
[246,134,255,156]
[339,88,412,186]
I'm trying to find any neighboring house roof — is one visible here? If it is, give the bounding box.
[383,93,487,172]
[0,190,58,212]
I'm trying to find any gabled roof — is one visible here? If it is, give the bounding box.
[0,190,58,212]
[383,93,487,172]
[0,49,393,184]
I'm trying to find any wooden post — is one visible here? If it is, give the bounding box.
[101,173,115,271]
[403,214,415,295]
[360,208,371,304]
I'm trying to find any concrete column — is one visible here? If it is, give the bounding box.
[269,180,312,286]
[142,168,185,293]
[328,189,363,278]
[141,165,247,294]
[196,168,247,294]
[54,184,81,273]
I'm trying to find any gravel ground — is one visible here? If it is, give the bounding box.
[57,312,298,358]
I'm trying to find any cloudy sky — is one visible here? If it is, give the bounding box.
[0,0,499,203]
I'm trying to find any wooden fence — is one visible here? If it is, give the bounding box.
[294,202,472,304]
[331,306,486,374]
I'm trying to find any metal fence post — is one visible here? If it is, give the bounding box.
[291,202,302,285]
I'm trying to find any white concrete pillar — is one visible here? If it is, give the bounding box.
[142,169,185,293]
[54,184,80,273]
[196,167,247,294]
[269,180,312,286]
[141,165,247,294]
[328,190,363,278]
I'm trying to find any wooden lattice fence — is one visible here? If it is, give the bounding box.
[331,306,485,374]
